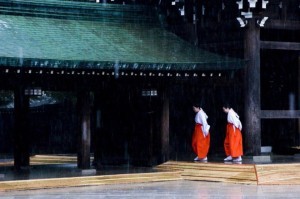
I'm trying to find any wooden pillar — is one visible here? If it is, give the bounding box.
[77,91,93,169]
[244,18,261,155]
[298,56,300,146]
[92,92,102,168]
[160,90,169,163]
[13,86,30,169]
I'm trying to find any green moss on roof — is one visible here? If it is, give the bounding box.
[0,0,244,71]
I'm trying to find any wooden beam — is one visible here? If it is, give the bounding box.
[260,41,300,51]
[264,20,300,30]
[261,110,300,119]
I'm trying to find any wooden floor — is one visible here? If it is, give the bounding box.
[2,156,300,191]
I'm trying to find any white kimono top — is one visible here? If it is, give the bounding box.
[195,109,210,137]
[227,108,242,131]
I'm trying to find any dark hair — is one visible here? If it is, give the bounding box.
[193,103,201,108]
[223,103,231,109]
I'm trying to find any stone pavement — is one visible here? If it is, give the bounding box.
[1,180,300,198]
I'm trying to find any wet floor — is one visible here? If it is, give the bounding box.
[0,163,157,181]
[1,180,300,198]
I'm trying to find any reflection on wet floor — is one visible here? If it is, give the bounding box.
[2,180,300,198]
[0,163,157,181]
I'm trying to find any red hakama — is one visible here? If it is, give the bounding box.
[192,123,210,158]
[224,123,243,158]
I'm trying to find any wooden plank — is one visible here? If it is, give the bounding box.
[156,165,253,173]
[157,161,255,171]
[183,170,257,181]
[184,176,257,184]
[261,41,300,51]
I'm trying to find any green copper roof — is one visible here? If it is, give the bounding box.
[0,0,244,71]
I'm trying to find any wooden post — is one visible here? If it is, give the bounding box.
[160,90,169,163]
[92,92,102,168]
[77,91,92,169]
[298,56,300,146]
[244,18,261,155]
[13,86,30,169]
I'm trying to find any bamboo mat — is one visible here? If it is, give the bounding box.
[0,155,80,167]
[255,163,300,185]
[155,161,258,184]
[156,161,300,185]
[0,171,182,191]
[2,156,300,191]
[0,160,13,167]
[30,155,80,164]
